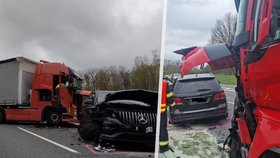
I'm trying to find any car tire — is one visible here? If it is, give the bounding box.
[46,110,61,126]
[0,107,5,124]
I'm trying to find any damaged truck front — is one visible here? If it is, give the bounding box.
[78,89,158,147]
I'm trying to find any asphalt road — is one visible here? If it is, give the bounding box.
[0,123,154,158]
[0,85,237,158]
[166,84,236,158]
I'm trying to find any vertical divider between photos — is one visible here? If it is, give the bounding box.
[154,0,168,157]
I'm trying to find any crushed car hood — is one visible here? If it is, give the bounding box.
[174,43,236,76]
[104,89,158,107]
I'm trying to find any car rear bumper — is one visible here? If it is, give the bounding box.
[170,103,228,123]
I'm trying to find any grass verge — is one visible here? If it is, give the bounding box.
[214,74,236,85]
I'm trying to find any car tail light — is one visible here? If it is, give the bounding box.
[174,98,184,105]
[213,92,226,100]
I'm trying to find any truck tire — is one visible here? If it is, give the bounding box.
[46,110,61,126]
[0,108,5,124]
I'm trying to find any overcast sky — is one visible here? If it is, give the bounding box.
[0,0,163,70]
[165,0,236,61]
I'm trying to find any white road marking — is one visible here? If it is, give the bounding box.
[228,101,234,104]
[17,127,79,154]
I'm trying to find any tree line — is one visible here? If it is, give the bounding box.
[79,53,160,92]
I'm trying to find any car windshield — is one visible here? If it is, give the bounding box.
[174,78,221,94]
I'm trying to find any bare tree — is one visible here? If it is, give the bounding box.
[208,12,237,45]
[130,51,160,91]
[80,51,159,91]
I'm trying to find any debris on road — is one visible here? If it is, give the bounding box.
[169,130,228,158]
[93,143,116,152]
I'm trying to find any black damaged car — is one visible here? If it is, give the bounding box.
[78,89,158,146]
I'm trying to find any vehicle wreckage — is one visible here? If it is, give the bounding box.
[78,89,158,150]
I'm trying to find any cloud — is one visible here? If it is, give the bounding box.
[165,0,236,60]
[0,0,163,70]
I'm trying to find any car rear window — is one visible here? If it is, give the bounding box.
[174,78,221,94]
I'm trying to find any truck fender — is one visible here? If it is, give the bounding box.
[247,108,280,158]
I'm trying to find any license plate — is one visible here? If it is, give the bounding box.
[146,127,153,133]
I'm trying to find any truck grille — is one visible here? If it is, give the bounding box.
[117,111,156,127]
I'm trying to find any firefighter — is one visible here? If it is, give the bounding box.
[160,78,176,153]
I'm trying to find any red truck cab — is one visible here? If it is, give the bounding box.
[174,0,280,157]
[0,57,92,125]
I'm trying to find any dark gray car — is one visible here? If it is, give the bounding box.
[169,73,228,123]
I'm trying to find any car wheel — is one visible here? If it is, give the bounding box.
[0,107,5,124]
[46,110,61,126]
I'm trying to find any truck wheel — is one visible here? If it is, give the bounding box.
[0,108,5,124]
[46,110,61,126]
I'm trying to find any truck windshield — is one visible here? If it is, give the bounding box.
[69,68,82,89]
[235,0,248,36]
[69,68,82,81]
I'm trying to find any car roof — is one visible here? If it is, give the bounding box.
[178,73,215,81]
